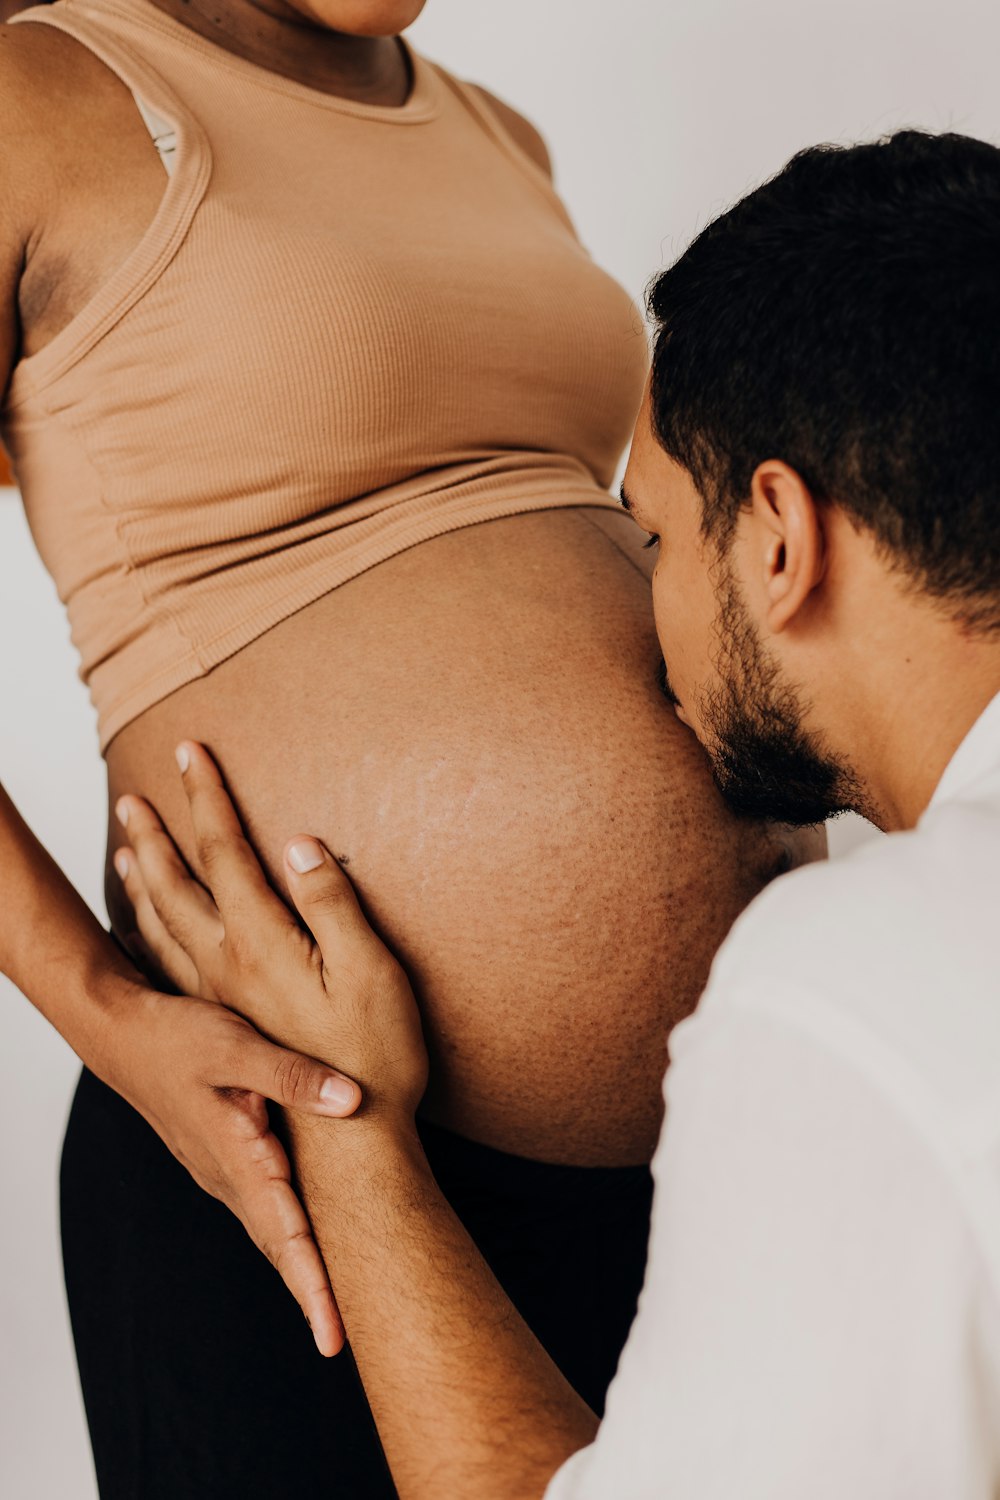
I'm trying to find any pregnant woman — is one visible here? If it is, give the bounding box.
[0,0,822,1493]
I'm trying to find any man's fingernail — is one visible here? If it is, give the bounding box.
[320,1077,357,1111]
[175,744,191,774]
[114,849,130,879]
[115,798,129,827]
[288,839,325,874]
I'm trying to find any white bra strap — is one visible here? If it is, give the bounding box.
[134,94,177,178]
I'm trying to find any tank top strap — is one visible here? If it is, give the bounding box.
[427,64,578,238]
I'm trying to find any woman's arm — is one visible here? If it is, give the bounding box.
[0,72,358,1354]
[0,776,362,1353]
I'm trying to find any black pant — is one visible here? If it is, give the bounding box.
[61,1066,653,1499]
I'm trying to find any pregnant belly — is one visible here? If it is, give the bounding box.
[105,506,823,1166]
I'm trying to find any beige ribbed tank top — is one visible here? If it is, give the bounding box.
[3,0,649,749]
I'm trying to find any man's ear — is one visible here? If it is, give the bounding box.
[747,460,825,633]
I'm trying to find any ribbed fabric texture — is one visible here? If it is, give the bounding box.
[3,0,649,748]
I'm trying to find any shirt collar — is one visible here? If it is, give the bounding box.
[928,689,1000,812]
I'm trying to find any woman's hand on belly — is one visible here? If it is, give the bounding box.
[114,741,429,1127]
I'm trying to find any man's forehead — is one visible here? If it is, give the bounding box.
[623,425,695,523]
[621,397,660,505]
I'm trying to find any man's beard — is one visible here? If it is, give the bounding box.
[661,564,862,827]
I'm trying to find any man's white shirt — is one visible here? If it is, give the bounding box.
[546,692,1000,1499]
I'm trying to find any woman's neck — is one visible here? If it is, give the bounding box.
[143,0,412,104]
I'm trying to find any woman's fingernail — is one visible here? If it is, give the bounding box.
[320,1076,357,1111]
[114,849,130,879]
[287,839,325,874]
[115,798,130,827]
[175,744,191,774]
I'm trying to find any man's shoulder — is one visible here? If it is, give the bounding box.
[720,795,998,980]
[694,800,1000,1132]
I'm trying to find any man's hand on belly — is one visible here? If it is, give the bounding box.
[117,740,598,1499]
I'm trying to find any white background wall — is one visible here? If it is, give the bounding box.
[2,0,997,1494]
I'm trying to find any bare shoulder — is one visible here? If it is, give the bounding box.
[0,21,88,189]
[0,16,123,126]
[0,21,46,145]
[0,17,69,109]
[0,24,42,396]
[467,84,553,179]
[0,25,53,285]
[0,19,146,234]
[0,19,119,381]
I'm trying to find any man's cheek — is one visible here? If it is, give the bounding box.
[655,656,681,707]
[650,579,675,665]
[652,592,695,713]
[657,640,708,741]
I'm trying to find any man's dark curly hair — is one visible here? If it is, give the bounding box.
[647,130,1000,632]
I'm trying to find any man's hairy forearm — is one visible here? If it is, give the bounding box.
[289,1114,598,1500]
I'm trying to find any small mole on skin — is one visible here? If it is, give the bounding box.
[335,853,351,866]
